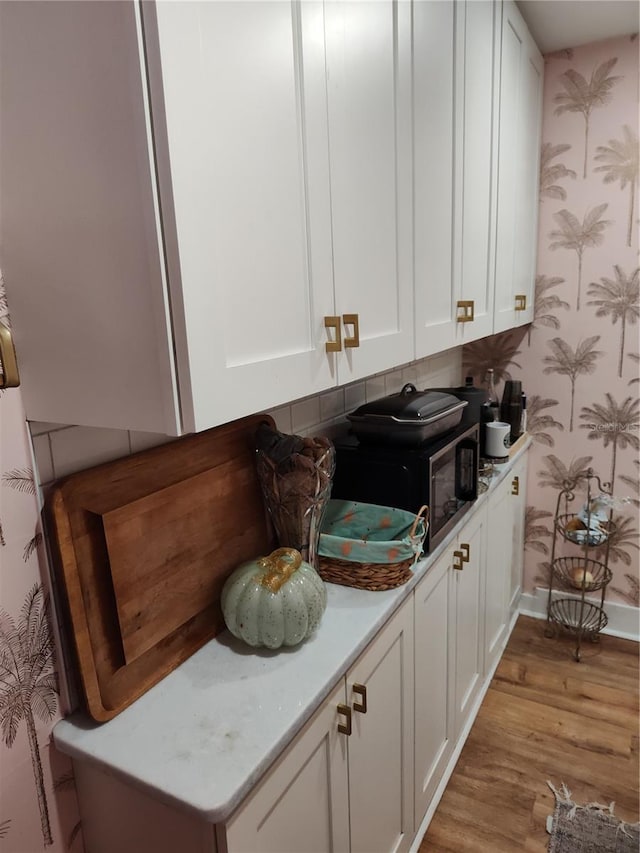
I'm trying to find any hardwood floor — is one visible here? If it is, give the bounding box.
[419,615,639,852]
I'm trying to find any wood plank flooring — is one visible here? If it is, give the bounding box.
[419,615,639,852]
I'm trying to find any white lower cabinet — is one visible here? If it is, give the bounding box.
[224,679,350,853]
[484,451,529,675]
[450,506,487,739]
[484,473,513,675]
[413,503,487,832]
[224,597,414,853]
[414,549,454,826]
[509,454,528,616]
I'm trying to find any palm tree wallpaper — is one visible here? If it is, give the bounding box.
[586,265,639,376]
[528,274,570,345]
[553,57,621,178]
[548,203,612,309]
[594,125,639,247]
[463,35,639,610]
[0,268,83,849]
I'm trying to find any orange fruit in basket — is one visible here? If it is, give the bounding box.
[571,566,594,587]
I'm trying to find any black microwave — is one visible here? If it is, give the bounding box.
[331,423,479,552]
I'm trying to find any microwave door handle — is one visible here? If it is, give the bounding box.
[456,439,478,501]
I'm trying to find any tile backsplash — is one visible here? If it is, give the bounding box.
[30,349,463,488]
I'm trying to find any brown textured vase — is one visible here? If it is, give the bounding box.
[256,442,335,569]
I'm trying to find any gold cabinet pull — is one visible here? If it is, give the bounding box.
[324,316,342,353]
[337,703,352,735]
[511,476,520,496]
[352,683,367,714]
[453,550,464,571]
[0,325,20,388]
[515,294,527,311]
[456,300,474,323]
[460,542,470,563]
[342,313,360,348]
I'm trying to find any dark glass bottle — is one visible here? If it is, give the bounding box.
[500,380,523,440]
[482,369,500,421]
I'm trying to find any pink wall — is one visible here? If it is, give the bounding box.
[465,34,639,606]
[0,274,83,850]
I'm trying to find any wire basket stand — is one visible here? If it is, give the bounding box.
[544,468,614,661]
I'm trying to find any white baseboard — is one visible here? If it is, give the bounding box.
[518,588,640,642]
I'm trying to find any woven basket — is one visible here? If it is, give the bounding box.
[317,501,429,591]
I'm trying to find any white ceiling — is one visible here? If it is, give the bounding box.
[517,0,639,53]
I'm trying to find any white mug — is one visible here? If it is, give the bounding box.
[485,421,511,458]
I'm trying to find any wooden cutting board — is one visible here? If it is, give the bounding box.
[46,414,276,722]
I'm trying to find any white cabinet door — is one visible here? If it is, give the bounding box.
[414,0,457,358]
[493,1,543,334]
[325,0,414,382]
[509,453,528,615]
[224,680,350,853]
[347,597,414,853]
[484,450,528,674]
[413,550,453,828]
[483,473,513,675]
[147,1,336,432]
[1,0,338,435]
[453,0,499,344]
[451,504,486,738]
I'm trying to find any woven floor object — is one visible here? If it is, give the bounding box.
[547,782,640,853]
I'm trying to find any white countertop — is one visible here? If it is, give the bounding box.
[53,438,530,824]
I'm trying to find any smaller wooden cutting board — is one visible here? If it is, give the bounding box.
[46,414,275,722]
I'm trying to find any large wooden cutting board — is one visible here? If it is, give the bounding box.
[46,414,276,722]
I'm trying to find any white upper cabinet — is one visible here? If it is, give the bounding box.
[324,1,414,383]
[453,0,499,344]
[413,0,457,357]
[415,0,542,355]
[141,0,338,432]
[414,0,499,356]
[493,0,543,333]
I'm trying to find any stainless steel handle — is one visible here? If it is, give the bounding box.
[352,683,367,714]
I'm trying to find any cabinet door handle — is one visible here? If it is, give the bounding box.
[352,683,367,714]
[453,550,464,571]
[515,294,527,311]
[324,316,342,352]
[0,325,20,389]
[337,703,352,735]
[512,476,520,496]
[456,300,474,323]
[342,314,360,348]
[460,542,470,563]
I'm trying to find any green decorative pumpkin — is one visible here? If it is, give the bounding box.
[221,548,327,649]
